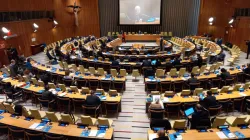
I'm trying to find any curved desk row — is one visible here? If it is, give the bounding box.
[148,128,250,140]
[0,113,113,139]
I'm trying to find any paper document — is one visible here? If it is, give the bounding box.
[239,93,247,96]
[29,123,40,129]
[58,93,67,97]
[97,133,105,138]
[162,97,169,103]
[216,132,227,139]
[89,130,98,137]
[149,134,157,140]
[2,78,10,81]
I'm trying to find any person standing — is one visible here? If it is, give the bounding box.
[122,32,126,43]
[246,40,250,59]
[160,37,164,51]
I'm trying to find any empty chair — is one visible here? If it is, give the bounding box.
[8,127,25,140]
[45,112,61,122]
[193,88,204,96]
[207,64,216,72]
[31,78,38,85]
[169,68,177,77]
[160,81,172,92]
[111,69,118,77]
[71,64,78,72]
[151,91,160,95]
[80,115,97,126]
[191,66,199,74]
[180,90,191,96]
[178,68,186,77]
[109,90,119,96]
[88,79,99,90]
[38,81,45,87]
[81,87,90,94]
[210,88,218,94]
[97,117,113,127]
[148,109,165,119]
[172,120,186,129]
[79,65,87,74]
[219,86,230,93]
[58,61,64,69]
[104,102,120,118]
[58,84,66,92]
[48,83,56,89]
[89,67,96,75]
[164,91,175,97]
[156,69,165,78]
[25,131,43,140]
[244,82,250,90]
[3,103,15,114]
[232,84,241,91]
[113,81,125,93]
[145,81,158,92]
[97,68,106,76]
[63,62,71,70]
[72,98,85,113]
[0,102,5,111]
[60,113,77,124]
[198,65,207,74]
[70,86,79,93]
[30,109,46,120]
[76,78,87,89]
[119,69,127,77]
[132,69,140,80]
[226,116,247,126]
[211,117,227,128]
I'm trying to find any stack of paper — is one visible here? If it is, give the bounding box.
[58,93,67,97]
[216,132,227,139]
[239,93,247,96]
[89,130,98,137]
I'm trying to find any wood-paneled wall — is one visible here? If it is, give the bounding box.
[0,0,100,59]
[198,0,250,52]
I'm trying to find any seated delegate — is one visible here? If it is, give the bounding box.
[217,68,231,80]
[86,91,101,107]
[153,130,169,140]
[200,91,218,109]
[189,104,210,129]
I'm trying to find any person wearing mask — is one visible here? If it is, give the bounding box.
[217,68,231,80]
[86,91,101,107]
[9,60,18,77]
[153,130,169,140]
[201,91,218,109]
[149,99,164,110]
[189,104,209,129]
[25,58,32,71]
[42,85,56,101]
[246,40,250,59]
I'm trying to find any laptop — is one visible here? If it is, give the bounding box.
[184,107,195,117]
[152,127,164,132]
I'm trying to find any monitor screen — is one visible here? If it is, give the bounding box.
[184,107,194,116]
[119,0,161,25]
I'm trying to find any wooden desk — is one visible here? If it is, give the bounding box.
[31,44,43,55]
[0,113,113,139]
[118,34,161,41]
[148,128,250,140]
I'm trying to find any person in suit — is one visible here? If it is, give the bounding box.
[246,40,250,59]
[111,59,120,67]
[149,99,164,110]
[187,73,199,84]
[142,59,152,67]
[122,32,126,43]
[55,46,61,57]
[244,63,250,74]
[197,54,203,67]
[216,37,223,46]
[217,68,231,80]
[153,130,169,140]
[46,49,57,61]
[40,73,50,85]
[86,91,101,107]
[160,37,164,51]
[201,91,218,109]
[172,56,181,66]
[4,82,22,100]
[9,60,18,77]
[189,104,210,129]
[42,85,56,101]
[187,73,199,91]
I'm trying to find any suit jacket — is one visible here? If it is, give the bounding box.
[218,72,231,80]
[187,77,199,84]
[172,59,181,66]
[42,91,56,101]
[111,60,119,66]
[202,96,218,109]
[9,64,18,77]
[244,67,250,74]
[143,60,152,67]
[86,95,101,106]
[153,136,169,140]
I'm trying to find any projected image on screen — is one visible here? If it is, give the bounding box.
[119,0,161,25]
